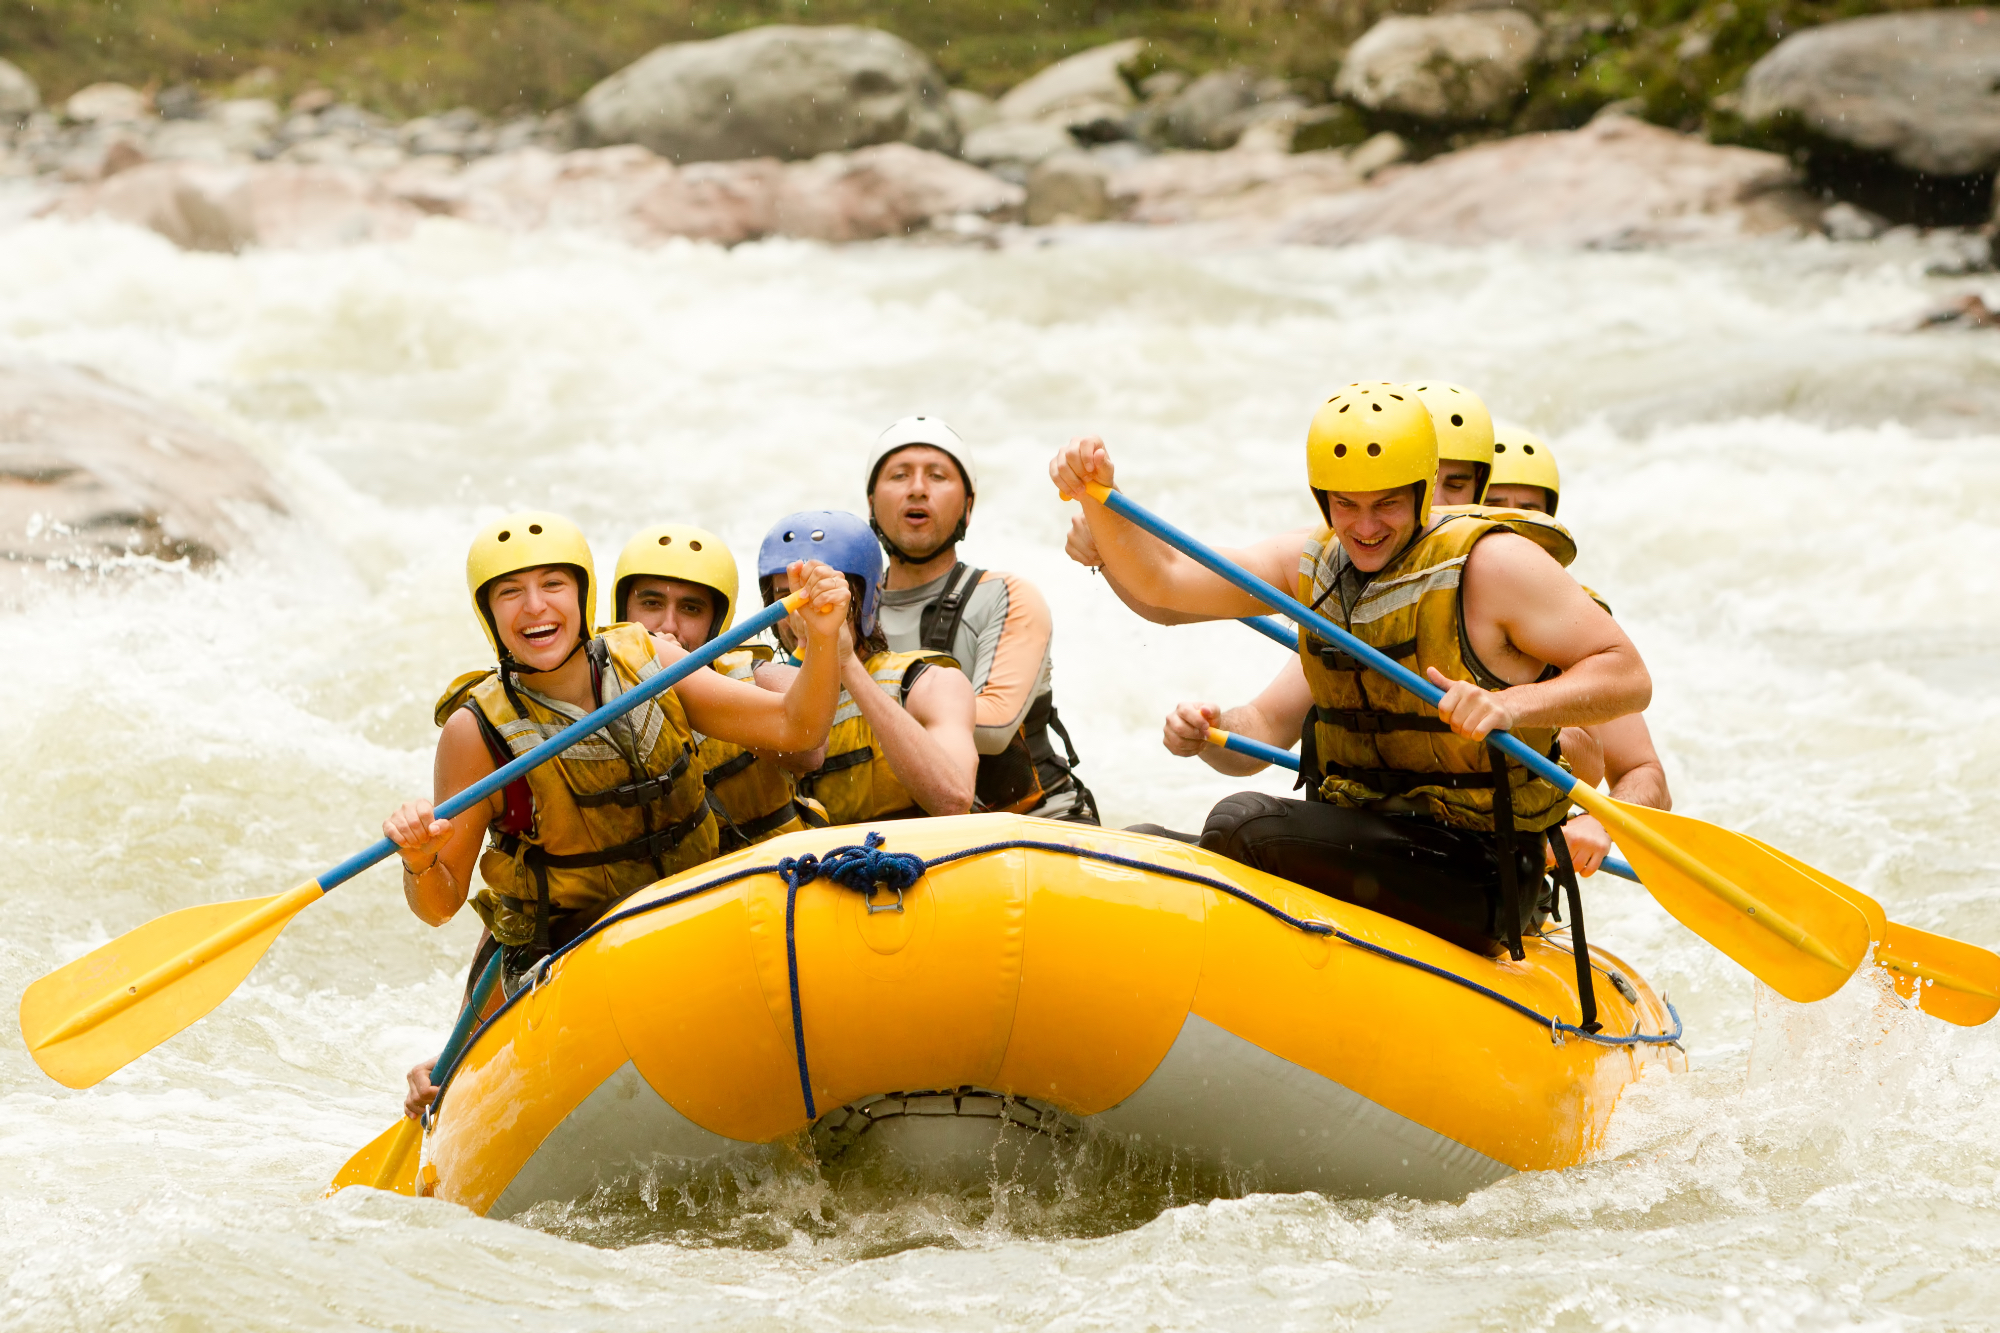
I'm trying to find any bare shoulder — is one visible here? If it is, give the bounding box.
[438,705,488,755]
[1464,529,1575,594]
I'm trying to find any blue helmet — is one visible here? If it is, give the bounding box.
[757,510,883,636]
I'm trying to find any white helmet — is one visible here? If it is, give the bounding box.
[865,416,978,497]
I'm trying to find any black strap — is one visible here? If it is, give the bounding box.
[1042,702,1082,770]
[918,563,984,654]
[570,746,693,808]
[702,749,759,787]
[516,797,713,873]
[1547,822,1601,1032]
[1310,638,1418,672]
[1317,761,1501,794]
[797,743,872,800]
[900,659,933,705]
[1488,741,1525,962]
[734,799,809,841]
[1311,704,1455,735]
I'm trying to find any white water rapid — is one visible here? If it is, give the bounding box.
[4,216,1999,1331]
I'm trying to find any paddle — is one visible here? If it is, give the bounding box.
[1206,734,1996,1024]
[325,948,504,1197]
[19,591,810,1090]
[1241,616,1299,651]
[1087,482,1870,1003]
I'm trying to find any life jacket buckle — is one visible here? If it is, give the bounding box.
[864,881,906,915]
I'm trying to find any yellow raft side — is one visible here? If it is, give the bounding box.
[420,815,1682,1214]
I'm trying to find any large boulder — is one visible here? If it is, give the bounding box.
[0,358,283,588]
[46,161,423,251]
[1282,115,1815,246]
[63,82,153,125]
[576,25,958,163]
[1740,10,2000,178]
[1109,149,1360,225]
[1335,11,1543,124]
[0,57,37,123]
[995,39,1143,127]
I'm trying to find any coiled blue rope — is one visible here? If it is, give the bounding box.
[430,830,1682,1122]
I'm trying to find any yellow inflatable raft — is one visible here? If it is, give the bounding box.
[399,815,1684,1216]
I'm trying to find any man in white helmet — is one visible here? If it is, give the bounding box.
[866,416,1099,823]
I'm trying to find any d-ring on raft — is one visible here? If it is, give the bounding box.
[338,814,1683,1214]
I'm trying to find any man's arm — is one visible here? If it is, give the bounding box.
[846,658,978,815]
[1432,532,1652,739]
[1052,435,1308,618]
[1067,515,1206,626]
[1161,658,1315,777]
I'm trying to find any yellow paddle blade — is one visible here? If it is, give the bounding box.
[1877,922,2000,1027]
[1741,835,1888,942]
[1572,790,1870,1003]
[1740,836,1998,1024]
[18,881,324,1090]
[325,1117,422,1197]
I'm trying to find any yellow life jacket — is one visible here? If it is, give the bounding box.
[1297,513,1571,835]
[1447,502,1613,614]
[694,646,829,851]
[437,621,718,951]
[799,647,959,827]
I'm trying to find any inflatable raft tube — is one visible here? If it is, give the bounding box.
[409,815,1684,1216]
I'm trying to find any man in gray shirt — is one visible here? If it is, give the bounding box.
[867,416,1098,823]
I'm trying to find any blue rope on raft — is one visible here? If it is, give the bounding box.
[430,831,1683,1121]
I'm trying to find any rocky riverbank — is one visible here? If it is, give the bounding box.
[3,12,1995,252]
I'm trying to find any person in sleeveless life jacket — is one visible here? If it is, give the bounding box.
[1052,385,1653,958]
[611,522,832,853]
[383,511,849,980]
[866,416,1100,823]
[756,509,979,826]
[1476,424,1672,879]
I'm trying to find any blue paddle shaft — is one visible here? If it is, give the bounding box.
[1602,855,1640,883]
[433,949,502,1076]
[1097,487,1577,797]
[1240,615,1299,651]
[1215,730,1302,770]
[316,595,799,892]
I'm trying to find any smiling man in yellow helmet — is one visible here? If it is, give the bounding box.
[383,513,850,978]
[1480,424,1673,880]
[611,522,830,852]
[1052,384,1652,957]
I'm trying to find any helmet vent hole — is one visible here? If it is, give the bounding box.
[497,530,512,542]
[783,530,796,542]
[1367,443,1381,457]
[689,540,702,551]
[1333,443,1347,458]
[658,535,672,546]
[1523,445,1536,454]
[1371,402,1383,412]
[1339,404,1350,413]
[1450,414,1463,427]
[811,530,826,541]
[528,524,543,535]
[1494,442,1507,452]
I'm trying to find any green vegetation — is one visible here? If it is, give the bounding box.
[0,0,1982,135]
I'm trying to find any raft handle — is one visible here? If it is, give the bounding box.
[865,883,906,915]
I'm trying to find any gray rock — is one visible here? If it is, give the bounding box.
[961,119,1075,182]
[996,39,1144,125]
[577,24,957,163]
[1335,11,1543,124]
[0,58,37,124]
[1026,151,1112,223]
[155,85,203,120]
[64,83,153,125]
[1164,68,1262,149]
[1283,115,1814,247]
[948,89,998,136]
[1820,200,1889,240]
[1347,131,1409,179]
[0,358,284,588]
[1740,10,2000,177]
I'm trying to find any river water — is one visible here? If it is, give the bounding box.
[3,215,1999,1330]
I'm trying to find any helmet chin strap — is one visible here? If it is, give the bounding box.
[500,631,587,681]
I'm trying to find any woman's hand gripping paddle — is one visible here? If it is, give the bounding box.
[1088,481,1870,1002]
[18,593,809,1091]
[325,949,504,1197]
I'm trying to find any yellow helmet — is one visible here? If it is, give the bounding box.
[1407,382,1495,496]
[611,523,740,638]
[1305,382,1439,525]
[1489,424,1562,516]
[465,511,596,662]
